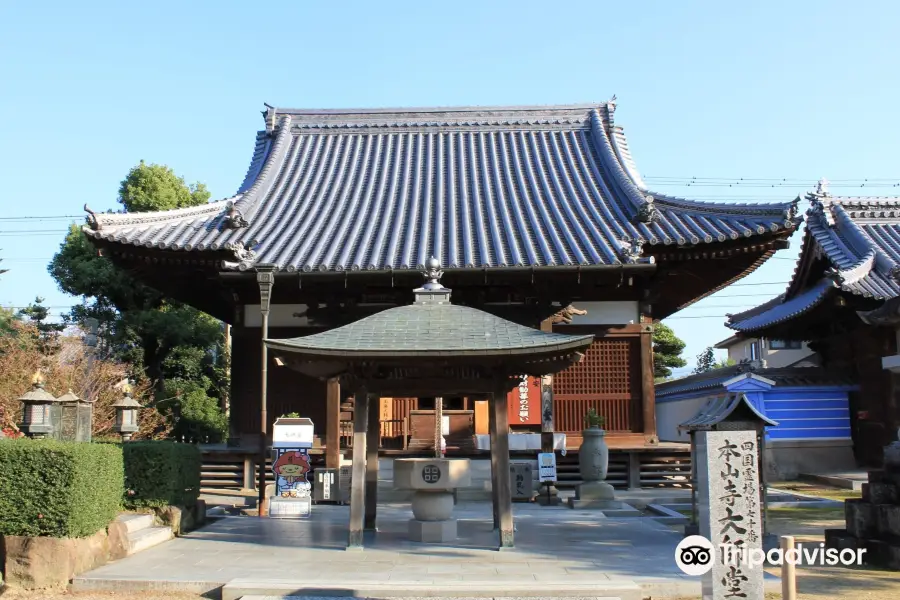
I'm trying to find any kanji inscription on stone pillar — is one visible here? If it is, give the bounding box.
[696,429,764,600]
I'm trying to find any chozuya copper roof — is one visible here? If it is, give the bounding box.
[265,258,595,359]
[83,101,799,273]
[728,180,900,333]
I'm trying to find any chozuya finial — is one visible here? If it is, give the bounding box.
[421,256,444,290]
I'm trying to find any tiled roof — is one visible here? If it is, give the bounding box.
[265,302,594,357]
[727,280,832,333]
[656,365,857,399]
[727,187,900,333]
[84,103,798,272]
[678,392,778,431]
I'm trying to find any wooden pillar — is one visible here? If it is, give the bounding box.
[365,394,379,531]
[434,396,444,457]
[255,266,275,517]
[488,399,500,529]
[348,388,368,550]
[491,388,514,549]
[539,317,555,451]
[326,379,341,469]
[640,310,658,443]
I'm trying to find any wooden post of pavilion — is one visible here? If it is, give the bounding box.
[639,305,658,444]
[348,387,369,549]
[491,383,514,549]
[365,391,379,531]
[326,379,341,469]
[434,396,443,457]
[488,396,500,529]
[255,264,276,517]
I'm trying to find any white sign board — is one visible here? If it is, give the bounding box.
[441,415,450,435]
[538,452,557,482]
[272,417,314,449]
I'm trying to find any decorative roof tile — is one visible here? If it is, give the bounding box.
[84,103,798,272]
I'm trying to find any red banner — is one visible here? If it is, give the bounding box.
[507,375,542,425]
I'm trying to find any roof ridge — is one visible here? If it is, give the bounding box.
[269,103,605,116]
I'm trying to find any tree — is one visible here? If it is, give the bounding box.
[653,323,687,379]
[48,161,226,440]
[693,347,718,374]
[17,297,65,354]
[693,346,738,374]
[117,161,210,212]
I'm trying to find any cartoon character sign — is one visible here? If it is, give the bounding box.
[273,450,311,498]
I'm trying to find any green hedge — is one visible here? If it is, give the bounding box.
[123,442,200,509]
[0,439,123,538]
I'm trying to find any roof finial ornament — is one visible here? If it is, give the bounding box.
[608,95,617,114]
[84,204,101,230]
[619,238,645,264]
[222,201,249,229]
[817,178,830,195]
[636,195,658,224]
[263,103,277,134]
[222,240,258,271]
[421,256,444,290]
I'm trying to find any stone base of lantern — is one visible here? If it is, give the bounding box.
[409,518,457,542]
[567,481,620,510]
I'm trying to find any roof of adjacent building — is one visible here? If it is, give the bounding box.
[656,364,857,400]
[83,102,798,273]
[727,183,900,333]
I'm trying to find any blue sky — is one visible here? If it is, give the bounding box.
[1,1,898,376]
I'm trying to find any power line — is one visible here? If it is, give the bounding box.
[0,215,82,221]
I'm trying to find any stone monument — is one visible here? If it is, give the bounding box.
[681,393,777,600]
[394,458,470,542]
[826,429,900,570]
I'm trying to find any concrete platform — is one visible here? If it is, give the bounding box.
[799,471,867,491]
[73,503,780,599]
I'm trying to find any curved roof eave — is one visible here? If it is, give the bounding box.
[81,102,799,271]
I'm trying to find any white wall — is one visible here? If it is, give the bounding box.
[656,395,717,442]
[724,337,816,368]
[244,304,309,328]
[553,301,639,325]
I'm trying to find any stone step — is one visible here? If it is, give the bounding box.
[238,597,635,600]
[116,513,156,535]
[126,526,173,555]
[223,580,643,600]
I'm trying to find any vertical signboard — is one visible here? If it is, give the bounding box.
[507,375,542,425]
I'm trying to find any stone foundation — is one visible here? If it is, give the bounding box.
[1,522,126,590]
[826,463,900,570]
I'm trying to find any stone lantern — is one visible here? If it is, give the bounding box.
[54,390,93,442]
[112,381,140,441]
[18,371,58,439]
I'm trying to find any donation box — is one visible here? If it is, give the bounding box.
[270,417,314,519]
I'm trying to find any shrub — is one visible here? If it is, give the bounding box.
[0,439,123,538]
[123,441,200,509]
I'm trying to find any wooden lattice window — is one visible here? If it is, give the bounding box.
[553,338,641,433]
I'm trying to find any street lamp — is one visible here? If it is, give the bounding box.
[19,371,57,438]
[112,381,140,442]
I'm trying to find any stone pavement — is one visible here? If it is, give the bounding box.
[73,502,778,599]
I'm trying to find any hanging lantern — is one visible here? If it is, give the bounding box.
[111,380,141,442]
[18,371,57,438]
